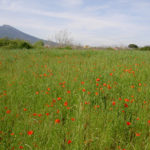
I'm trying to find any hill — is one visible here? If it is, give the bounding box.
[0,25,56,45]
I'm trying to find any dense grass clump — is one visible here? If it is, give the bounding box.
[0,49,150,150]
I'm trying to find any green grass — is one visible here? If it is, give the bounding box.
[0,49,150,150]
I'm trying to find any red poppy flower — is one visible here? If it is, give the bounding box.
[11,133,14,136]
[126,122,131,126]
[71,118,75,121]
[112,101,116,106]
[35,91,39,95]
[67,90,71,94]
[57,97,61,100]
[46,113,50,116]
[68,140,72,144]
[135,133,140,136]
[64,101,68,106]
[55,119,60,124]
[33,113,37,116]
[96,78,100,81]
[27,130,34,135]
[82,89,86,92]
[6,110,11,114]
[124,103,128,107]
[24,108,27,111]
[19,146,24,149]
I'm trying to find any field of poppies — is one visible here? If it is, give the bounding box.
[0,49,150,150]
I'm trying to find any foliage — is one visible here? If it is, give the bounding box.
[140,46,150,51]
[0,38,33,49]
[33,40,44,48]
[128,44,139,49]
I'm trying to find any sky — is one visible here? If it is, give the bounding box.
[0,0,150,46]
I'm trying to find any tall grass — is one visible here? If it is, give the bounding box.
[0,49,150,150]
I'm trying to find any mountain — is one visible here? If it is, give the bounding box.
[0,25,57,45]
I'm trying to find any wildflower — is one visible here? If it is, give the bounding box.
[95,92,99,95]
[110,73,113,76]
[46,113,50,116]
[87,91,91,95]
[24,108,27,111]
[119,98,122,101]
[38,114,42,117]
[96,78,100,81]
[71,118,75,121]
[6,110,11,114]
[126,122,131,126]
[112,101,116,106]
[103,83,107,86]
[138,83,142,86]
[36,91,39,95]
[57,97,61,100]
[68,140,72,144]
[67,90,71,94]
[27,130,34,135]
[124,103,128,108]
[82,89,86,92]
[33,113,37,116]
[19,146,24,149]
[124,99,129,102]
[135,133,140,136]
[55,119,60,124]
[64,101,68,106]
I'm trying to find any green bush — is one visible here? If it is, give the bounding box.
[140,46,150,51]
[128,44,138,49]
[0,38,33,49]
[0,38,10,47]
[33,40,44,48]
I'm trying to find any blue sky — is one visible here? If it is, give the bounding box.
[0,0,150,46]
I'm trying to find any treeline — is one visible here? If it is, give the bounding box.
[0,38,44,49]
[128,44,150,51]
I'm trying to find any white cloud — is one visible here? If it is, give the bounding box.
[0,0,150,46]
[59,0,83,7]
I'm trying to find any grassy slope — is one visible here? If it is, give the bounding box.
[0,49,150,150]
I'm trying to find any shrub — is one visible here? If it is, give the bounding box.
[0,38,33,49]
[34,40,44,48]
[128,44,138,49]
[140,46,150,51]
[0,38,10,47]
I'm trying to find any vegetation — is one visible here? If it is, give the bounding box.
[0,38,33,49]
[128,44,139,49]
[140,46,150,51]
[33,40,44,48]
[0,38,45,49]
[0,49,150,150]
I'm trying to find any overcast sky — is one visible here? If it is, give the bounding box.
[0,0,150,46]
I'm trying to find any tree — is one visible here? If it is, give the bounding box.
[54,29,73,47]
[128,44,138,49]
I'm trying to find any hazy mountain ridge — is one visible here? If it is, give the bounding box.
[0,25,56,45]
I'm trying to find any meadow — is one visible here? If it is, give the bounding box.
[0,49,150,150]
